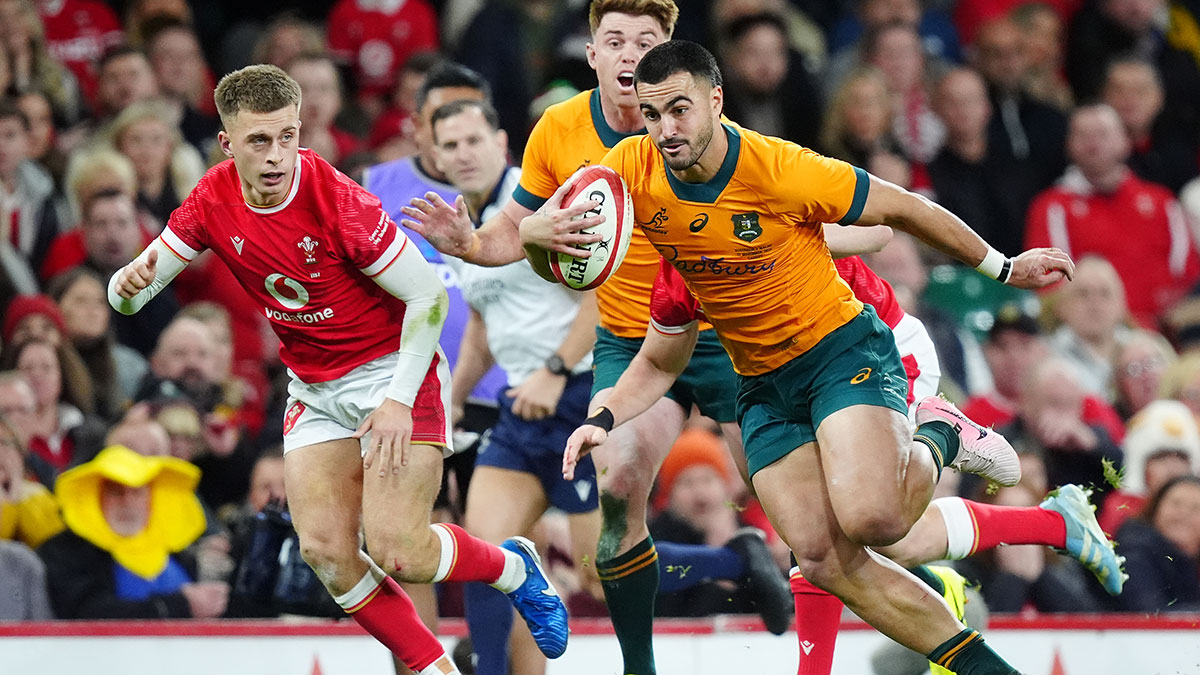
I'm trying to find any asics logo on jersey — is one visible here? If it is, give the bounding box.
[851,367,872,384]
[689,213,709,232]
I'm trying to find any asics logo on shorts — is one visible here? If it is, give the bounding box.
[850,367,872,384]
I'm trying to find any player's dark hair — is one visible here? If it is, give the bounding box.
[634,40,722,89]
[415,62,492,115]
[0,97,30,131]
[214,64,303,127]
[430,98,502,141]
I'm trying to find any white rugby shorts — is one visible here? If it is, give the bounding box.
[282,350,454,456]
[892,313,941,422]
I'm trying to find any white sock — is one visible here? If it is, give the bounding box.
[489,549,527,593]
[934,497,977,560]
[417,655,461,675]
[332,555,387,610]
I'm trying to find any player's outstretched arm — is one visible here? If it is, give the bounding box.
[823,223,893,259]
[108,238,190,314]
[853,174,1074,289]
[401,194,531,267]
[562,324,698,480]
[357,239,450,473]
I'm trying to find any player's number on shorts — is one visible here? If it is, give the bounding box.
[265,273,310,310]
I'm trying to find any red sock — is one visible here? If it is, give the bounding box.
[430,523,508,584]
[791,570,843,675]
[338,572,446,671]
[938,497,1067,557]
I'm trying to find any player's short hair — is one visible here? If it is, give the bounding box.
[430,99,502,143]
[214,64,302,128]
[634,40,722,89]
[589,0,679,39]
[415,62,491,115]
[0,97,30,131]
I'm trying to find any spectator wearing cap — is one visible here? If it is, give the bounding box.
[649,429,790,623]
[37,444,231,619]
[1,293,106,424]
[1100,400,1199,534]
[963,303,1125,441]
[1114,474,1200,612]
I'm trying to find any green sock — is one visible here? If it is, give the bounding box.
[914,420,960,477]
[928,629,1020,675]
[909,564,945,595]
[596,536,659,675]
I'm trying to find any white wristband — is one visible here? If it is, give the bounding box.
[975,247,1013,284]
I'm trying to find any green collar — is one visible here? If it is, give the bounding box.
[664,123,741,204]
[590,88,645,148]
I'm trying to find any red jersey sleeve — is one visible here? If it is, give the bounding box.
[649,257,704,334]
[161,178,212,263]
[834,256,905,329]
[338,182,408,277]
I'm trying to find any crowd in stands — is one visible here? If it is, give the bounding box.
[0,0,1198,637]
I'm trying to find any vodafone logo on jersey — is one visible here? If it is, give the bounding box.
[263,274,335,324]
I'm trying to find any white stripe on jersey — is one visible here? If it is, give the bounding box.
[161,227,199,262]
[650,317,696,336]
[361,227,407,277]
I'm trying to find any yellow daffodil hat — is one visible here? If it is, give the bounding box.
[55,445,206,579]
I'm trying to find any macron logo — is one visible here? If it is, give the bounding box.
[574,480,592,503]
[800,641,815,655]
[231,236,245,254]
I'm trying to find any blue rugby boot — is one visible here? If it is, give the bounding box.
[502,536,570,658]
[1040,484,1127,595]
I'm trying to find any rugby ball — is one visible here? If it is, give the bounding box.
[548,165,634,290]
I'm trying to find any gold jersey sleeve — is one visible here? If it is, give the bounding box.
[603,124,868,376]
[513,89,671,338]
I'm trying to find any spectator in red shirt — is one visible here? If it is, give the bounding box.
[1025,104,1200,327]
[326,0,439,114]
[285,53,361,169]
[34,0,123,106]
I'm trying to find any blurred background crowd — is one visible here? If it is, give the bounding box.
[0,0,1198,642]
